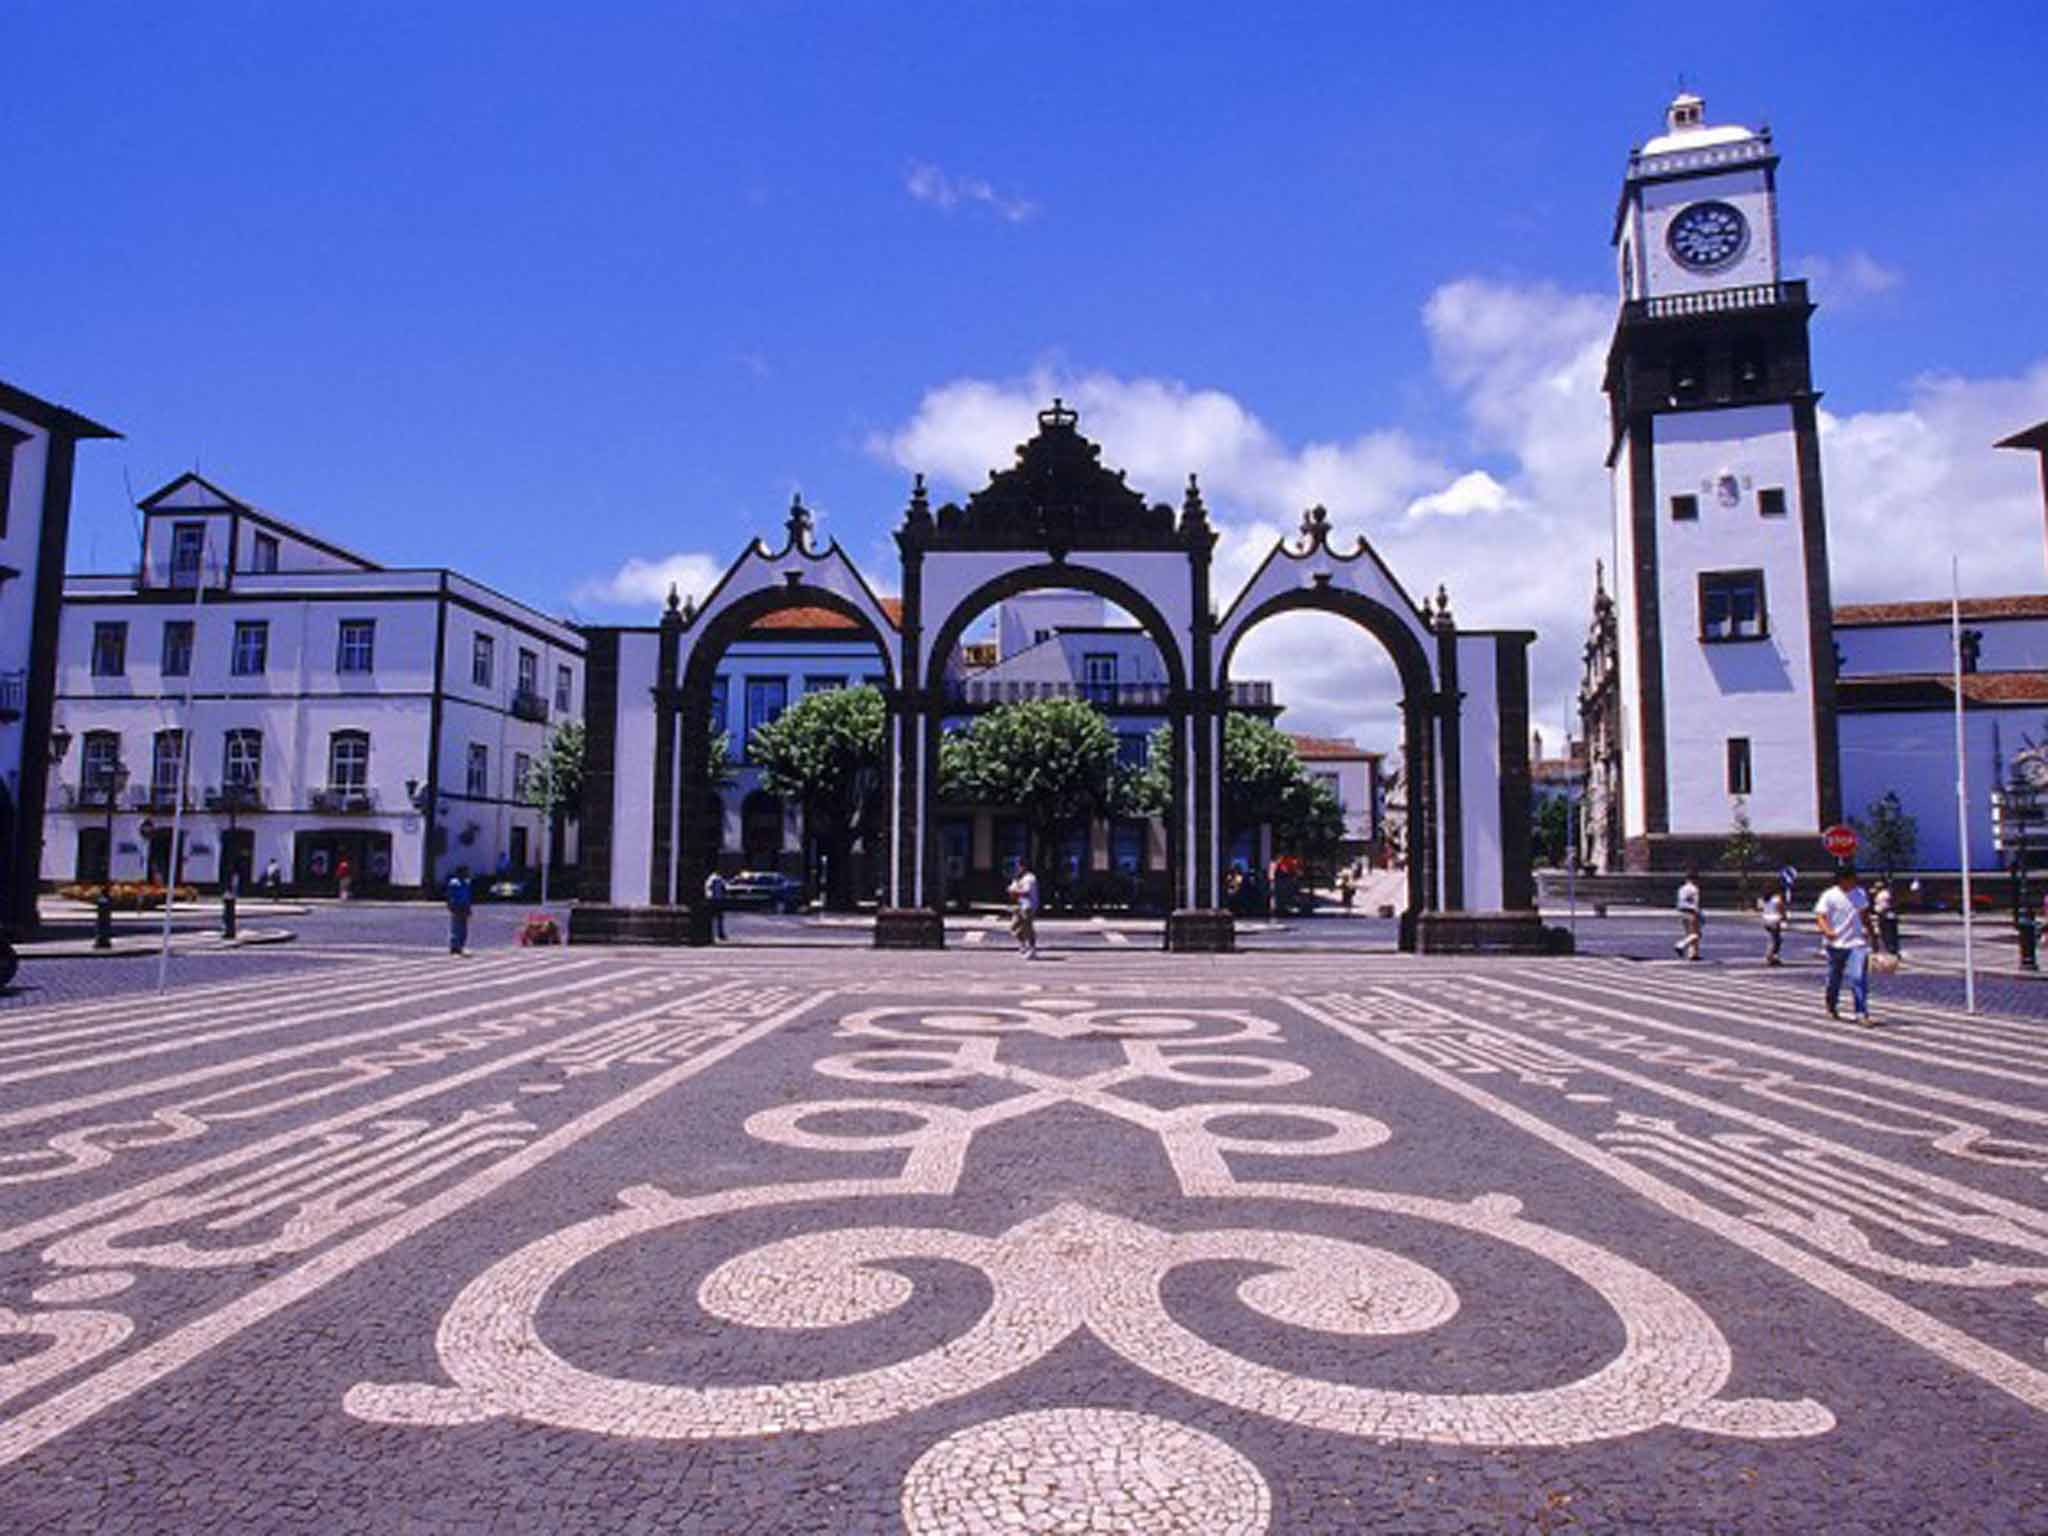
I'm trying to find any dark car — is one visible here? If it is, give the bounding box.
[723,871,805,913]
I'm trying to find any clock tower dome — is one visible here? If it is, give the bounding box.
[1601,91,1839,871]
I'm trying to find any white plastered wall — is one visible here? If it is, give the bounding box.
[1456,635,1505,911]
[607,632,659,906]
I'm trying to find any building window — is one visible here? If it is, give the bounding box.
[251,532,280,573]
[743,676,787,754]
[1083,653,1118,701]
[1726,737,1753,796]
[472,633,494,688]
[230,621,268,676]
[466,742,489,798]
[517,647,539,697]
[1313,770,1344,808]
[151,729,186,802]
[328,731,370,793]
[513,751,532,799]
[709,676,729,736]
[82,730,122,796]
[223,728,263,790]
[554,663,573,714]
[1116,731,1150,770]
[803,674,846,694]
[1670,494,1699,522]
[1670,346,1705,403]
[170,522,206,587]
[337,620,375,674]
[1758,486,1787,518]
[0,423,23,536]
[161,620,194,678]
[91,622,127,677]
[1700,570,1768,642]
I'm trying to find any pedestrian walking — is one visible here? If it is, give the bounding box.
[1873,879,1902,958]
[336,855,353,902]
[263,857,282,901]
[703,868,728,942]
[1338,869,1356,912]
[1814,864,1876,1025]
[445,867,473,955]
[1674,870,1702,961]
[1758,888,1786,965]
[1007,860,1040,959]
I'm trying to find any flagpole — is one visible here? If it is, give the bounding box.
[1952,556,1976,1015]
[158,533,211,991]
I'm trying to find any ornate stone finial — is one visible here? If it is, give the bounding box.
[682,592,697,623]
[1037,396,1079,432]
[1180,472,1209,530]
[1298,504,1332,548]
[1433,584,1455,630]
[663,583,684,628]
[1594,557,1605,594]
[786,492,815,552]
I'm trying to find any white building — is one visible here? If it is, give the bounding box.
[1288,734,1384,866]
[1600,90,1837,871]
[46,474,582,894]
[1,378,119,931]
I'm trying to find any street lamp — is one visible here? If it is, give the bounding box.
[1994,762,2044,971]
[92,759,130,950]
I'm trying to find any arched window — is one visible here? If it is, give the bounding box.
[328,731,370,794]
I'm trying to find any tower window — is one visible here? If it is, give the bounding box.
[1758,487,1787,518]
[1700,570,1768,642]
[1670,346,1705,404]
[1734,340,1768,397]
[1726,737,1753,796]
[1670,494,1700,522]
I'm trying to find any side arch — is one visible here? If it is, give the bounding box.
[661,582,899,912]
[1216,588,1442,929]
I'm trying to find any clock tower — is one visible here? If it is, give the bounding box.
[1603,91,1839,871]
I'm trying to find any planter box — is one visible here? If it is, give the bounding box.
[567,904,709,946]
[1166,908,1236,953]
[874,909,945,949]
[1416,910,1563,955]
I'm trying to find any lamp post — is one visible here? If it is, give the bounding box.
[93,761,130,950]
[1999,767,2042,972]
[218,773,256,939]
[406,776,436,893]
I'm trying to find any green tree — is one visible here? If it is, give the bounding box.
[1531,794,1570,868]
[748,685,887,909]
[519,719,586,901]
[1132,714,1345,865]
[1853,789,1919,877]
[1720,796,1764,900]
[940,698,1124,903]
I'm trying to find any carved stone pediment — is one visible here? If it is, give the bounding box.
[906,400,1184,553]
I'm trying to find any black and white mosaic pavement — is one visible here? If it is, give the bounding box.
[2,945,2046,1532]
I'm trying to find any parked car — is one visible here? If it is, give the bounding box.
[723,871,805,913]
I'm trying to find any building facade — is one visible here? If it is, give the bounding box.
[47,474,582,894]
[0,378,119,932]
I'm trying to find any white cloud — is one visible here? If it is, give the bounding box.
[1796,250,1903,304]
[905,162,1037,223]
[573,551,727,614]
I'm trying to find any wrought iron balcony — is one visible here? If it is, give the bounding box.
[129,782,193,811]
[0,668,23,723]
[943,678,1274,709]
[205,783,268,812]
[309,786,380,814]
[511,688,550,724]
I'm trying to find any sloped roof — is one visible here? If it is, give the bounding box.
[1833,594,2048,626]
[1289,733,1380,762]
[0,378,120,439]
[1838,671,2048,707]
[748,597,903,634]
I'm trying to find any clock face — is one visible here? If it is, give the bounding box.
[1667,200,1749,271]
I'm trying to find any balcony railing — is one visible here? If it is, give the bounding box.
[0,669,23,722]
[511,688,550,724]
[129,783,193,811]
[944,678,1274,709]
[1625,280,1807,323]
[60,782,127,811]
[204,784,268,812]
[309,786,380,814]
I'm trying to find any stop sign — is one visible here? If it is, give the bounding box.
[1822,823,1858,860]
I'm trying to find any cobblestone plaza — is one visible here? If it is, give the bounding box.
[2,932,2046,1531]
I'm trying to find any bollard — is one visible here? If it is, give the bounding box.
[221,891,237,941]
[94,893,113,950]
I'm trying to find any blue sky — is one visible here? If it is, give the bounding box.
[8,3,2046,745]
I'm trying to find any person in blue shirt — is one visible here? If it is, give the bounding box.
[446,868,474,955]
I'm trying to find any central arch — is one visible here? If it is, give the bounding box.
[916,560,1193,915]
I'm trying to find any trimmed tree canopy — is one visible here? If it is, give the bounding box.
[748,684,887,834]
[939,698,1125,852]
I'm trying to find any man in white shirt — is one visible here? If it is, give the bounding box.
[1813,865,1876,1024]
[703,870,728,943]
[1006,861,1040,959]
[1674,872,1702,961]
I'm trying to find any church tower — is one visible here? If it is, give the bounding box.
[1603,91,1839,871]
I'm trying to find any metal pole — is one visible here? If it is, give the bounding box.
[158,537,212,992]
[1952,557,1977,1015]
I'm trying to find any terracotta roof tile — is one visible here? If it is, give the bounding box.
[747,597,903,634]
[1288,733,1380,761]
[1832,594,2048,626]
[1838,671,2048,705]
